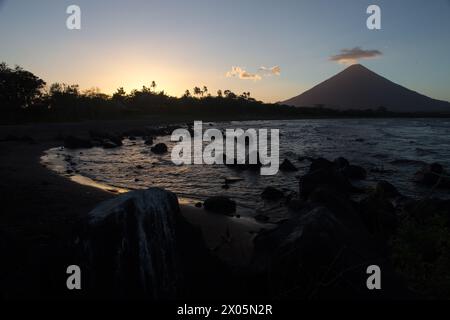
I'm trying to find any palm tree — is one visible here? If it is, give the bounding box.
[151,81,157,92]
[193,86,202,97]
[183,89,191,97]
[202,85,208,97]
[217,89,223,97]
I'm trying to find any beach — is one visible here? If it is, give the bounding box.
[0,118,267,299]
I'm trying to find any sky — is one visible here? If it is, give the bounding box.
[1,0,449,103]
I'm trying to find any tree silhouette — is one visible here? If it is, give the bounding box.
[193,86,202,97]
[151,81,157,92]
[0,62,46,110]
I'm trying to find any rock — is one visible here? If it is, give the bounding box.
[376,180,400,198]
[333,157,349,169]
[203,196,236,215]
[343,165,367,180]
[144,137,154,146]
[151,143,168,154]
[299,166,357,199]
[195,202,202,208]
[252,205,393,299]
[307,186,364,230]
[102,139,119,149]
[359,193,397,239]
[224,177,244,184]
[279,159,298,172]
[414,163,450,188]
[89,130,123,147]
[80,188,181,298]
[309,157,333,172]
[261,186,284,201]
[64,136,93,149]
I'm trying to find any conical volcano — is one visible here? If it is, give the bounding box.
[282,64,450,112]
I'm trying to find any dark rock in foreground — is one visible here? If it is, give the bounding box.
[204,196,236,215]
[81,188,181,298]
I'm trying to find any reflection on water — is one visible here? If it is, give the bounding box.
[42,118,450,219]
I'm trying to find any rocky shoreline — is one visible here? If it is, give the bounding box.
[1,120,450,300]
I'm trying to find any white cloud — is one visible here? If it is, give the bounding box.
[226,65,281,81]
[226,66,262,81]
[259,65,281,76]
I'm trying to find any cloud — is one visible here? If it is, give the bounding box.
[330,47,382,65]
[226,65,281,81]
[226,66,262,81]
[259,65,281,76]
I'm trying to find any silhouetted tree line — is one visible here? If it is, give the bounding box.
[1,63,447,124]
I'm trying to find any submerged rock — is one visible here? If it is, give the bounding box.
[203,196,236,215]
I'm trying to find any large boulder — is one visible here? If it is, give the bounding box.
[253,203,407,299]
[81,188,181,298]
[203,196,236,215]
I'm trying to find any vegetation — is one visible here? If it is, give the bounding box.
[1,62,449,124]
[391,199,450,298]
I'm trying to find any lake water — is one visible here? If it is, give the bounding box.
[42,118,450,221]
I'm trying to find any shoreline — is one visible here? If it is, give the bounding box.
[1,117,449,299]
[0,118,271,298]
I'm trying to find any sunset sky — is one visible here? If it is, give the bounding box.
[1,0,449,102]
